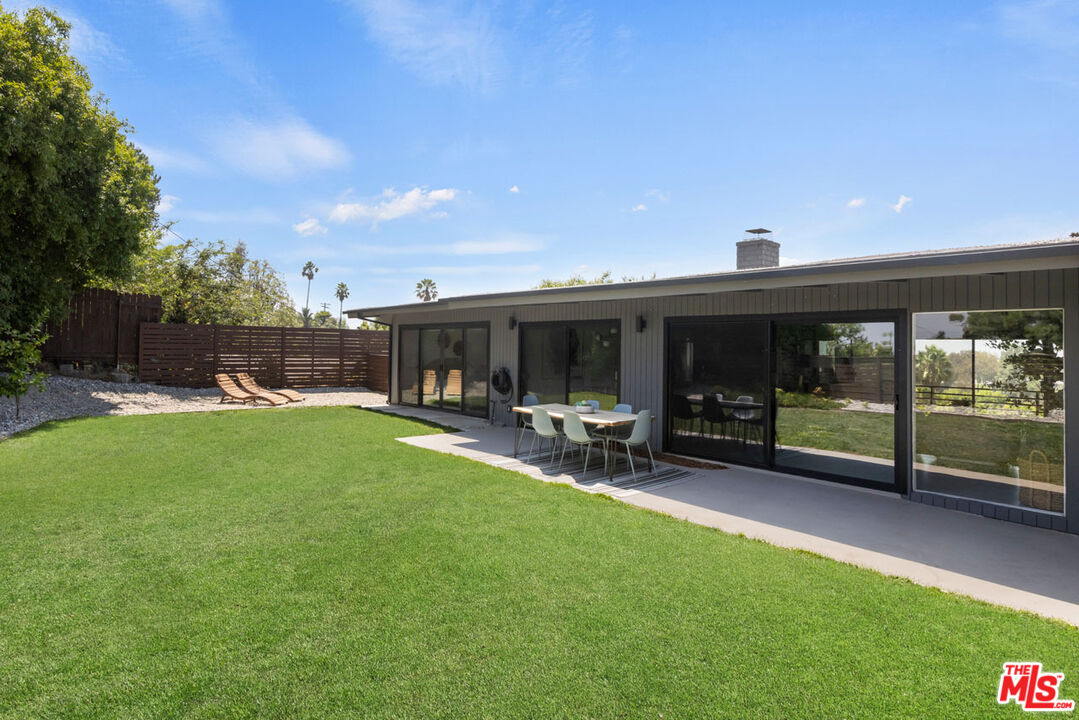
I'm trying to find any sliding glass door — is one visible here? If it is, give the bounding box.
[665,314,901,489]
[666,320,770,465]
[398,324,489,417]
[773,321,897,486]
[519,321,620,409]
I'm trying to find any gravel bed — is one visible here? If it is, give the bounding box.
[0,375,387,440]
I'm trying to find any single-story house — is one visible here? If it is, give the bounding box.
[348,234,1078,534]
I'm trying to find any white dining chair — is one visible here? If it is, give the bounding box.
[527,407,561,463]
[618,409,656,481]
[559,411,604,475]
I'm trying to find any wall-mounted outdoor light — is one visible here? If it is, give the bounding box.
[509,315,517,330]
[636,315,647,332]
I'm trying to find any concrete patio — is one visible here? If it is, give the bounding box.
[372,404,1079,627]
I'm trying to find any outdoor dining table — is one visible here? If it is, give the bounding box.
[685,394,764,411]
[511,403,643,481]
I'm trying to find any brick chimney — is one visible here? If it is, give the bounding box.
[736,228,779,270]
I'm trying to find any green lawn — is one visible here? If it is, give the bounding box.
[1,408,1075,718]
[777,407,1065,482]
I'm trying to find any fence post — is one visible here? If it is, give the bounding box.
[212,325,218,377]
[280,327,286,387]
[339,331,345,387]
[115,294,123,369]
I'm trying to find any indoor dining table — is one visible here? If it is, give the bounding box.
[511,403,641,481]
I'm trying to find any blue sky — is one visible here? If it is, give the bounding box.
[16,0,1079,314]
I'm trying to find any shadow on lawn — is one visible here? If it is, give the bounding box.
[352,406,459,433]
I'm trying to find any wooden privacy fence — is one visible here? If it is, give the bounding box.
[138,324,390,390]
[42,288,162,366]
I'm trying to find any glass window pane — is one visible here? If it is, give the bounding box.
[440,328,464,410]
[666,320,768,465]
[520,326,567,404]
[774,322,896,485]
[568,324,620,409]
[399,329,419,405]
[913,309,1065,513]
[419,328,443,408]
[462,327,489,417]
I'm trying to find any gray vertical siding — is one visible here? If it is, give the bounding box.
[386,268,1077,531]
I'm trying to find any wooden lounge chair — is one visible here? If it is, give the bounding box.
[236,372,304,403]
[214,373,287,406]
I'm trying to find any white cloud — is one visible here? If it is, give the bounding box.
[158,0,262,88]
[645,189,670,203]
[156,194,180,213]
[330,187,458,225]
[183,208,281,224]
[372,263,543,276]
[892,195,913,213]
[631,204,648,212]
[293,218,327,236]
[137,143,210,174]
[451,236,545,254]
[65,11,122,62]
[1001,0,1079,53]
[847,197,866,208]
[348,0,503,91]
[509,185,520,193]
[212,117,349,180]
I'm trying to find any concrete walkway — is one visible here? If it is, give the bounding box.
[376,405,1079,627]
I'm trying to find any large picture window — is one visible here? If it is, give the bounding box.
[913,309,1065,513]
[519,321,620,409]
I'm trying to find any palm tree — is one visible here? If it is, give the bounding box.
[299,307,314,327]
[301,261,318,327]
[915,345,954,387]
[415,278,437,302]
[335,282,350,328]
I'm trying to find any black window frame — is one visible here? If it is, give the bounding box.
[663,309,909,493]
[397,321,490,418]
[517,320,622,408]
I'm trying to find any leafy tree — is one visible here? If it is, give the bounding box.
[312,310,335,328]
[0,7,158,408]
[534,270,613,289]
[99,236,298,326]
[415,278,438,302]
[915,345,954,386]
[962,310,1064,412]
[335,282,350,327]
[947,350,1001,386]
[301,261,318,326]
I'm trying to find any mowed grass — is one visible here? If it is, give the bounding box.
[0,408,1075,718]
[778,407,1064,480]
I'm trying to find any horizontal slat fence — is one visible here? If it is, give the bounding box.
[139,323,389,390]
[42,288,162,365]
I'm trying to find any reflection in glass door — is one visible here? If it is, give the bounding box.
[420,328,444,408]
[665,320,770,465]
[773,322,897,486]
[402,325,489,416]
[440,328,464,409]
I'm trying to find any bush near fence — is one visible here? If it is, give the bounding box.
[138,323,389,391]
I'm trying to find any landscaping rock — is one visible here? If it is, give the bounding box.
[0,376,387,440]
